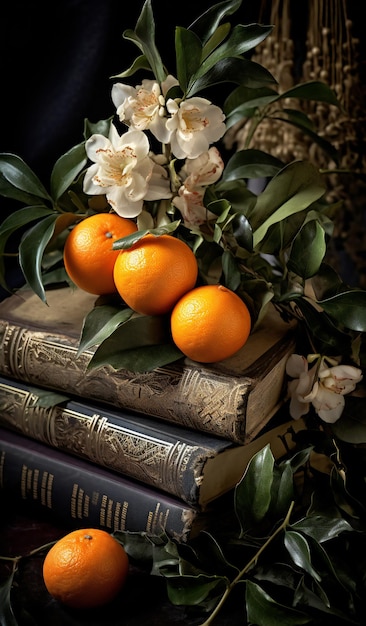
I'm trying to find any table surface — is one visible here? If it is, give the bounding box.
[0,497,245,626]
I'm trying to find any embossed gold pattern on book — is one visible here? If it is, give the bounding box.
[0,381,214,502]
[0,322,251,440]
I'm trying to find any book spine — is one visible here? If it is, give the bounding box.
[0,376,227,507]
[0,428,203,542]
[0,320,250,442]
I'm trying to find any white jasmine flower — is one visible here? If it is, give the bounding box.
[173,147,224,225]
[111,75,178,144]
[166,97,226,159]
[286,354,363,423]
[83,125,170,218]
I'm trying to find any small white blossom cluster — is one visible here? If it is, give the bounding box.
[286,354,363,423]
[83,76,226,224]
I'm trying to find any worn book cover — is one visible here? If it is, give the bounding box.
[0,287,296,443]
[0,375,302,508]
[0,427,209,542]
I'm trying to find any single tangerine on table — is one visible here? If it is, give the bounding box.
[63,212,137,295]
[42,528,129,609]
[170,284,251,363]
[113,234,198,315]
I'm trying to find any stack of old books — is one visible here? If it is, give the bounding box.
[0,286,298,542]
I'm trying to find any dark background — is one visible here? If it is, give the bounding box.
[1,1,262,183]
[2,0,364,183]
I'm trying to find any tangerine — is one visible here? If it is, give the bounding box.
[63,212,137,295]
[170,284,251,363]
[113,234,198,315]
[42,528,129,609]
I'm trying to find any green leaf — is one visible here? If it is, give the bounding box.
[271,115,340,165]
[225,80,341,121]
[0,206,54,290]
[329,465,362,519]
[89,342,183,373]
[214,180,257,216]
[149,537,181,575]
[201,23,231,61]
[317,290,366,332]
[224,84,279,117]
[246,580,311,625]
[182,530,239,578]
[261,203,333,257]
[270,462,294,519]
[288,219,326,279]
[27,386,70,408]
[18,214,59,302]
[292,297,352,356]
[331,396,366,444]
[310,262,345,300]
[0,569,18,626]
[197,23,273,76]
[40,267,70,285]
[281,108,315,131]
[291,560,354,620]
[112,55,152,80]
[279,81,342,109]
[175,27,203,94]
[222,149,283,181]
[84,117,113,140]
[165,573,227,608]
[88,316,183,372]
[187,57,276,97]
[188,0,242,44]
[231,213,253,251]
[113,530,159,563]
[284,530,321,581]
[234,445,274,532]
[123,0,166,83]
[291,515,353,543]
[251,162,326,247]
[0,173,45,207]
[50,142,87,201]
[78,304,134,354]
[112,220,181,250]
[0,153,51,201]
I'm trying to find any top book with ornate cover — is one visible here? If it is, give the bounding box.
[0,287,296,444]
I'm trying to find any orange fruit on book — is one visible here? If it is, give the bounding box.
[171,284,251,363]
[63,212,137,295]
[113,234,198,315]
[42,528,129,609]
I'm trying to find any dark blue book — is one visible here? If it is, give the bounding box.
[0,375,298,508]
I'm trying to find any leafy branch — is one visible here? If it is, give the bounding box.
[198,501,295,626]
[115,420,366,625]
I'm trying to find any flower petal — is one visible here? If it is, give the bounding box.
[166,97,226,160]
[286,354,308,378]
[287,380,310,419]
[312,386,345,423]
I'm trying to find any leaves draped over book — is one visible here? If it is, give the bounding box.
[0,286,296,443]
